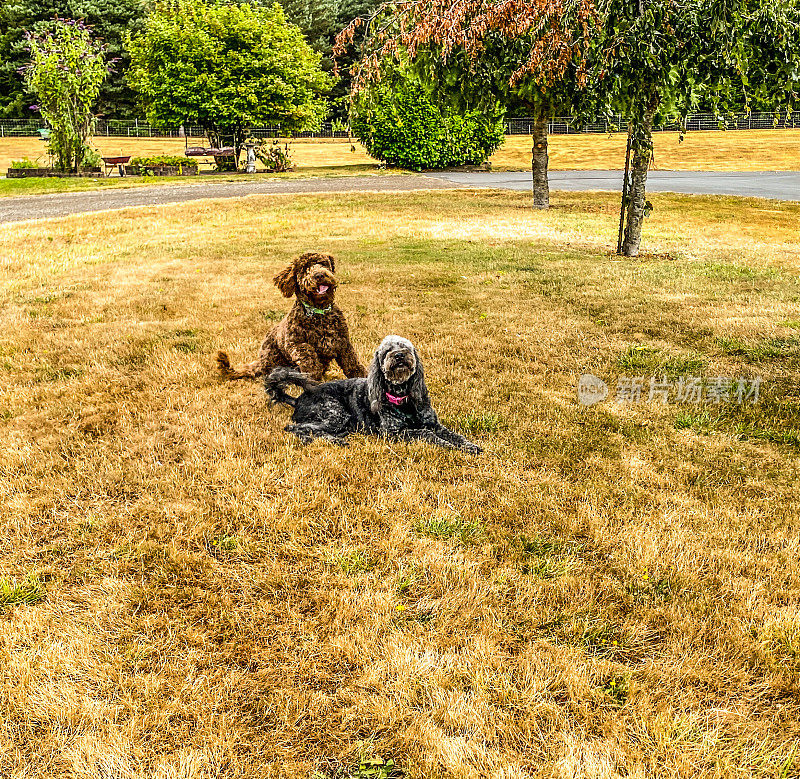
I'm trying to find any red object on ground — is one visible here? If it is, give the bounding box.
[102,155,133,177]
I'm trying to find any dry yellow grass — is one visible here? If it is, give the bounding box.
[1,189,799,778]
[2,129,799,177]
[492,129,800,170]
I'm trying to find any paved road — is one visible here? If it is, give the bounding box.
[2,170,798,224]
[0,174,453,225]
[425,170,800,200]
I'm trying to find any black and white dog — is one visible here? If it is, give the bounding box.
[264,335,482,453]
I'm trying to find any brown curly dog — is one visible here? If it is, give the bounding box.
[216,252,366,381]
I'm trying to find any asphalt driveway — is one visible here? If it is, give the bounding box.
[424,169,800,200]
[0,175,452,225]
[1,170,797,224]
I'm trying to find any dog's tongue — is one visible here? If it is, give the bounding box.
[317,285,329,294]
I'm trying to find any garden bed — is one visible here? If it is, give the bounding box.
[7,167,102,178]
[128,164,199,176]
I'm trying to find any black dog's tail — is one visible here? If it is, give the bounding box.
[264,368,320,408]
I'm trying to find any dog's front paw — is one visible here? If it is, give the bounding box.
[463,442,483,455]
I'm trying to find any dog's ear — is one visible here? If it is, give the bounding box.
[323,253,335,274]
[408,346,430,408]
[273,260,297,298]
[367,348,385,413]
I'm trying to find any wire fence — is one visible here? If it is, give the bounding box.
[505,111,800,134]
[1,111,798,138]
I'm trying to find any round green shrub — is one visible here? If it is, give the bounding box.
[350,73,504,170]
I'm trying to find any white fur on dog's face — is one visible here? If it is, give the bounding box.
[378,336,417,384]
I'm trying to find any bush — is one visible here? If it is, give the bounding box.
[83,147,103,169]
[129,155,197,168]
[350,71,504,170]
[10,158,39,168]
[248,139,294,172]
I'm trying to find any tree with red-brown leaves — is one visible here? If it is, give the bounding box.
[335,0,600,208]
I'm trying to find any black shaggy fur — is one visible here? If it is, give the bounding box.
[264,335,482,454]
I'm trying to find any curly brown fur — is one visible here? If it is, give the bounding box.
[264,336,482,454]
[216,252,366,382]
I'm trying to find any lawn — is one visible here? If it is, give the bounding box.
[1,189,799,778]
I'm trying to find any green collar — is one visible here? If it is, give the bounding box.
[300,300,332,316]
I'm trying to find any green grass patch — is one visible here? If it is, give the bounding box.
[571,617,627,659]
[23,290,72,305]
[675,410,723,435]
[415,513,484,545]
[329,548,375,576]
[761,620,800,669]
[208,534,240,556]
[602,674,630,707]
[675,400,800,449]
[0,575,44,609]
[696,261,778,282]
[165,328,204,353]
[716,335,800,363]
[394,563,422,595]
[450,411,506,435]
[311,755,404,779]
[34,364,84,383]
[616,345,708,378]
[512,534,579,579]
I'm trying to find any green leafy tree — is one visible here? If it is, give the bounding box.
[336,0,598,208]
[350,66,504,169]
[276,0,385,120]
[739,0,800,113]
[587,0,800,256]
[128,0,331,164]
[408,37,593,207]
[277,0,337,52]
[23,17,108,171]
[0,0,147,118]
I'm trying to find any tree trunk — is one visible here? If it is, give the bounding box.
[621,108,656,257]
[532,112,549,209]
[233,127,243,169]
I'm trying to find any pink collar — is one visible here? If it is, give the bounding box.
[385,391,408,406]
